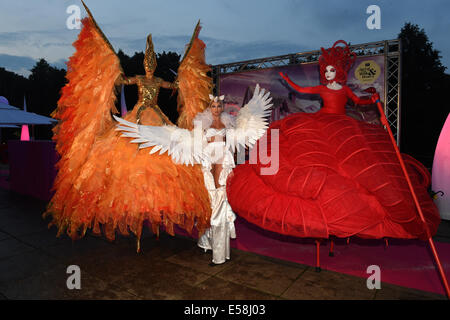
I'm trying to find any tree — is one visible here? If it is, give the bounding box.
[398,23,449,168]
[28,59,67,139]
[0,67,30,143]
[0,60,67,141]
[0,67,29,107]
[155,51,181,123]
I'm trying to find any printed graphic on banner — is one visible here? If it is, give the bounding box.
[355,60,382,84]
[219,55,385,125]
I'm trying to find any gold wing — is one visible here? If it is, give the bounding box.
[176,21,213,130]
[46,1,123,235]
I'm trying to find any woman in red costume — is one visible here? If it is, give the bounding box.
[226,40,440,241]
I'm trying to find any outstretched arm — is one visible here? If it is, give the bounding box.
[160,79,178,90]
[279,72,321,94]
[345,86,375,106]
[121,75,138,86]
[115,74,138,86]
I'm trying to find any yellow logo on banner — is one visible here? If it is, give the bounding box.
[355,60,381,84]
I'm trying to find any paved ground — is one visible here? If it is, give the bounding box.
[0,187,447,300]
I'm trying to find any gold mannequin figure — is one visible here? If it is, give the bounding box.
[117,35,177,125]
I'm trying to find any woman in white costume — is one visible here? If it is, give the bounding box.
[114,84,273,265]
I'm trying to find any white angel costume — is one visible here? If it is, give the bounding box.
[115,84,273,264]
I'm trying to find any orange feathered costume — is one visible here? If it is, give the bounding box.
[44,4,212,250]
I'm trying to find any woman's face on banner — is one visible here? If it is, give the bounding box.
[325,65,337,81]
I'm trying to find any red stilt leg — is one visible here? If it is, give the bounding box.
[346,237,350,245]
[329,239,334,257]
[370,93,450,299]
[315,239,321,272]
[385,238,389,248]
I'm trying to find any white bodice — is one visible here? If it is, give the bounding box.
[205,128,226,140]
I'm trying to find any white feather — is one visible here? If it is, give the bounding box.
[113,115,203,166]
[113,83,272,166]
[226,83,273,152]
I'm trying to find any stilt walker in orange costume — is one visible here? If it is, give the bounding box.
[44,1,213,251]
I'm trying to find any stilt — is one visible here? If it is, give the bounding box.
[329,239,334,257]
[346,237,350,245]
[385,238,389,248]
[153,224,160,241]
[315,239,321,272]
[368,90,450,299]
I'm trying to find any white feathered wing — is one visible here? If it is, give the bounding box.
[114,83,272,165]
[226,83,273,152]
[113,116,204,166]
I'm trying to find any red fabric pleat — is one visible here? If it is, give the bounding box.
[227,112,440,240]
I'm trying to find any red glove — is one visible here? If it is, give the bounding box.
[363,87,380,104]
[371,92,381,104]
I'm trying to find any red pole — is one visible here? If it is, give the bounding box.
[371,93,450,298]
[315,240,321,272]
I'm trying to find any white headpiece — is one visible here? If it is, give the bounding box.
[208,94,225,102]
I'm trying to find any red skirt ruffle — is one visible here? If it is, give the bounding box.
[227,112,440,240]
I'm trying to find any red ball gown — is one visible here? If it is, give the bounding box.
[226,84,440,240]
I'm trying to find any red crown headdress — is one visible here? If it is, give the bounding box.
[318,40,356,85]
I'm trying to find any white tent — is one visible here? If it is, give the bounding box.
[0,96,57,125]
[0,96,56,143]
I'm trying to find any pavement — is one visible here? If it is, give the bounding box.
[0,187,447,300]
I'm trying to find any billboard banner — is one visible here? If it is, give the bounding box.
[218,55,385,125]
